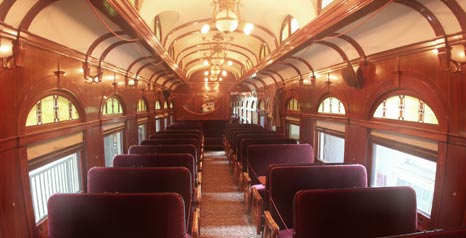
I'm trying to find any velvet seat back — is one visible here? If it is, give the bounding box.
[128,144,198,162]
[240,138,296,171]
[48,193,186,238]
[113,153,196,184]
[247,144,314,185]
[267,164,368,230]
[294,186,417,238]
[149,133,201,142]
[87,167,192,229]
[141,138,201,158]
[234,133,283,158]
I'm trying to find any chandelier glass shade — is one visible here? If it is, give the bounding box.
[215,9,239,33]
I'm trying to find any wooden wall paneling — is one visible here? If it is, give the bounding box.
[436,143,466,228]
[345,123,369,166]
[0,149,31,238]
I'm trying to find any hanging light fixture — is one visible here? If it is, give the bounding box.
[202,0,253,35]
[213,0,240,33]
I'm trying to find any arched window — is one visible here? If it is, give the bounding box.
[26,94,80,127]
[155,100,161,110]
[137,98,147,112]
[163,101,168,109]
[170,101,174,109]
[154,16,162,41]
[287,98,300,111]
[259,43,270,61]
[320,0,335,9]
[318,96,346,115]
[102,96,123,115]
[373,95,438,125]
[280,15,300,42]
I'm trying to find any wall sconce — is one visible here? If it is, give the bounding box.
[0,39,23,69]
[449,44,466,72]
[125,71,138,88]
[82,61,102,84]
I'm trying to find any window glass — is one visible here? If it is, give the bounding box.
[103,97,123,116]
[318,131,345,163]
[287,98,300,111]
[321,0,334,9]
[29,153,81,223]
[138,123,147,144]
[318,97,346,115]
[373,95,438,125]
[371,144,436,216]
[26,95,80,126]
[104,131,123,167]
[155,119,161,132]
[260,115,265,128]
[288,123,300,142]
[164,117,168,130]
[155,100,161,110]
[137,99,147,112]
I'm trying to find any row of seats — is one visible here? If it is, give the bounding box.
[48,123,205,238]
[223,122,462,238]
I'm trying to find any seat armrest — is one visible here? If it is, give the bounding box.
[192,208,200,238]
[243,173,251,209]
[251,187,264,235]
[197,172,202,186]
[263,211,279,238]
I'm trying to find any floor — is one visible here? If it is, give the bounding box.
[200,151,259,238]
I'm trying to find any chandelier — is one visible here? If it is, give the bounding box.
[203,43,232,82]
[201,0,254,35]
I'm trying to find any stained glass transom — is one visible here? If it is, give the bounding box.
[103,97,123,115]
[137,99,147,112]
[373,95,438,125]
[26,95,80,127]
[287,98,300,111]
[318,97,346,115]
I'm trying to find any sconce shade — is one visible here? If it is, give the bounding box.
[0,40,13,58]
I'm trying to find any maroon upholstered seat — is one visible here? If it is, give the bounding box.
[128,145,198,169]
[141,138,202,160]
[380,227,466,237]
[293,186,417,238]
[247,144,314,185]
[265,164,368,234]
[246,144,314,234]
[113,153,197,184]
[87,167,195,235]
[48,193,186,238]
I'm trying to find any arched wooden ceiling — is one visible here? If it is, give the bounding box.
[1,0,465,91]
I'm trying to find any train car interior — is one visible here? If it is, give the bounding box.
[1,0,466,237]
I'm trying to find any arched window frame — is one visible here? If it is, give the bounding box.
[280,15,300,43]
[102,96,124,116]
[287,97,300,112]
[319,0,335,13]
[318,96,346,115]
[137,97,148,113]
[154,15,162,42]
[259,43,270,61]
[372,94,439,126]
[155,99,162,110]
[25,92,82,127]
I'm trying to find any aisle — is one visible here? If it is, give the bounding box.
[200,151,259,238]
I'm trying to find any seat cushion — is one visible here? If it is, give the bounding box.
[278,229,294,238]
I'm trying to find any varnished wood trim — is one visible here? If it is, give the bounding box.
[258,72,279,87]
[0,0,15,22]
[175,42,258,64]
[19,0,57,31]
[264,69,286,86]
[394,0,446,37]
[441,0,466,33]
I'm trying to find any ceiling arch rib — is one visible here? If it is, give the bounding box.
[175,42,259,65]
[0,0,15,22]
[441,0,466,32]
[163,18,278,51]
[19,0,57,31]
[250,77,267,89]
[239,81,258,91]
[258,72,279,87]
[264,70,285,86]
